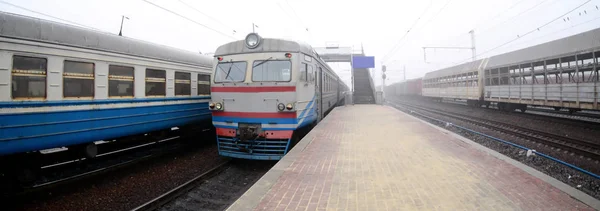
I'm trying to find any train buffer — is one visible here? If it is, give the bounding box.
[227,105,597,210]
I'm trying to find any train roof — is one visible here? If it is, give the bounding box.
[0,12,213,67]
[424,27,600,80]
[487,27,600,68]
[215,36,317,57]
[424,59,486,79]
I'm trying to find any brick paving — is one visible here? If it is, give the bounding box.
[235,105,594,211]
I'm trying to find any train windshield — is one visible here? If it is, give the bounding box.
[214,61,247,83]
[252,60,291,82]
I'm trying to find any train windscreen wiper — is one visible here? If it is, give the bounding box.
[253,57,274,68]
[224,63,234,80]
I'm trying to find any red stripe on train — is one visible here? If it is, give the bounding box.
[216,128,293,139]
[216,128,236,137]
[211,86,296,93]
[212,111,296,118]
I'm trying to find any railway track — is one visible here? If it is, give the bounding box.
[444,99,600,127]
[6,127,213,197]
[389,99,600,161]
[7,136,184,197]
[131,160,231,211]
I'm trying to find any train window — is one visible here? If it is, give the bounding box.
[252,60,292,82]
[63,60,94,98]
[300,63,307,81]
[198,73,211,95]
[307,65,314,83]
[108,65,134,97]
[318,67,323,84]
[215,61,247,82]
[146,68,166,96]
[328,75,330,91]
[175,72,191,96]
[326,75,329,92]
[11,56,47,99]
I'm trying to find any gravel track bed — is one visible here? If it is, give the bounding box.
[388,98,600,200]
[8,140,227,211]
[423,99,600,144]
[159,159,275,211]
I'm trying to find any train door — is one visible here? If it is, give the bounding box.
[317,66,323,121]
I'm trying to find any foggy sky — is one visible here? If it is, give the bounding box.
[1,0,599,88]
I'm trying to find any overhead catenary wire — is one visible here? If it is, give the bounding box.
[142,0,237,40]
[382,0,455,65]
[284,0,308,31]
[501,10,600,52]
[0,0,102,31]
[382,1,434,63]
[419,0,455,30]
[176,0,237,35]
[277,0,313,42]
[471,0,530,31]
[432,0,553,55]
[476,0,556,36]
[455,0,593,64]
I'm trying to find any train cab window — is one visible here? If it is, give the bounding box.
[146,68,166,96]
[63,60,94,98]
[11,56,47,99]
[108,65,134,97]
[215,61,247,83]
[198,73,211,95]
[252,60,291,82]
[175,72,191,96]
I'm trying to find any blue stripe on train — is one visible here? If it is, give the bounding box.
[0,96,211,108]
[0,102,211,155]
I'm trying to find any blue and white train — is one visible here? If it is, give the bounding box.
[0,12,213,159]
[209,33,349,160]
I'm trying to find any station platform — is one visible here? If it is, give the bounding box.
[228,105,598,211]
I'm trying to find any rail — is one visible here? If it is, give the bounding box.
[130,160,230,211]
[387,99,600,180]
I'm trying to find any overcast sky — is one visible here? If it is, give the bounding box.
[1,0,599,88]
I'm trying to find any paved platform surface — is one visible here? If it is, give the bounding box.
[228,105,596,211]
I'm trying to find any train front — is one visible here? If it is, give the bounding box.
[209,33,310,160]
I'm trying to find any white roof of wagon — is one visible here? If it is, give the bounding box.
[486,27,600,68]
[0,12,213,67]
[423,59,485,80]
[424,27,600,80]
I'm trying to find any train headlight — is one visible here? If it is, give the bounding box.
[277,103,285,111]
[209,102,215,109]
[245,33,261,49]
[286,103,293,110]
[215,103,223,110]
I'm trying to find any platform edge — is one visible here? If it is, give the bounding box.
[388,105,600,210]
[225,107,341,211]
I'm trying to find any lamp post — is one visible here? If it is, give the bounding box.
[118,15,129,36]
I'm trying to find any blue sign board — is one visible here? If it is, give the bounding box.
[352,56,375,68]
